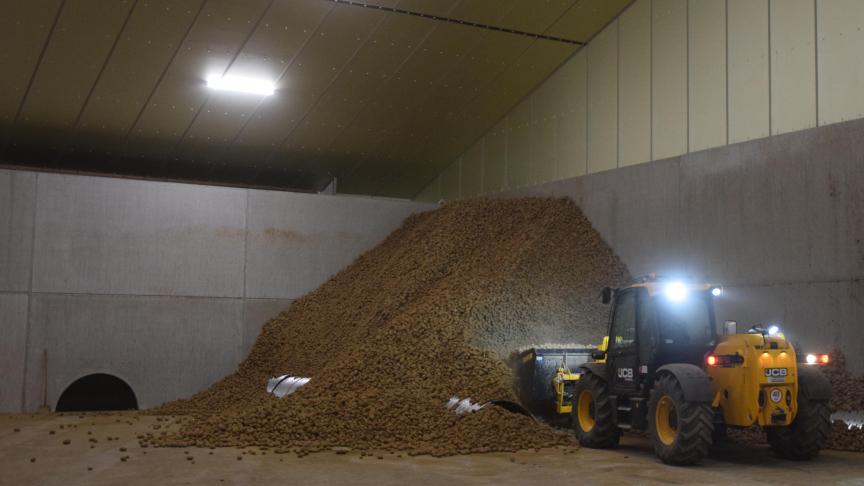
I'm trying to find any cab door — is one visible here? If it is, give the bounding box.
[608,289,639,394]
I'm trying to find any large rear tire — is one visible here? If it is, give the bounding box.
[647,373,713,466]
[571,371,620,448]
[767,394,831,460]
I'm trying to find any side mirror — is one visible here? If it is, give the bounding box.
[601,287,612,304]
[724,320,737,335]
[591,350,606,360]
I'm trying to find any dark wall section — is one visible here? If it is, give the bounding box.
[56,374,138,412]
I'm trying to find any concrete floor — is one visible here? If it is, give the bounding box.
[2,412,863,486]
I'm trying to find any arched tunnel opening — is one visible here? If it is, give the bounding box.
[55,374,139,412]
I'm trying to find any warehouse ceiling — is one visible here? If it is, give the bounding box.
[0,0,630,197]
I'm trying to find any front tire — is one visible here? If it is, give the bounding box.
[647,373,714,466]
[767,394,831,460]
[571,371,620,448]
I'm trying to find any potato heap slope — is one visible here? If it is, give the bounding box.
[147,198,631,456]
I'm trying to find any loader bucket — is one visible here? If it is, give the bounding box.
[515,347,595,417]
[488,400,535,419]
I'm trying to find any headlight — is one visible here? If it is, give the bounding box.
[767,325,780,336]
[806,353,817,364]
[664,282,688,302]
[711,287,722,297]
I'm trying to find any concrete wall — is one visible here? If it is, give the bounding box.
[416,0,864,202]
[0,169,432,412]
[494,118,864,373]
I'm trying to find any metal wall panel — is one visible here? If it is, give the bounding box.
[483,119,508,194]
[415,175,441,203]
[530,71,561,184]
[428,39,575,172]
[440,158,461,201]
[651,0,688,160]
[687,0,727,152]
[816,0,864,125]
[618,0,652,167]
[587,22,618,173]
[556,50,587,179]
[507,98,533,188]
[460,140,483,198]
[728,0,770,143]
[430,0,864,214]
[770,0,816,135]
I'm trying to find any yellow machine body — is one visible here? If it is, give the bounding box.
[596,336,608,363]
[553,368,581,414]
[706,332,798,427]
[552,332,800,428]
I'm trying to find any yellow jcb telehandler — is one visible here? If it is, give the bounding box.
[520,276,833,466]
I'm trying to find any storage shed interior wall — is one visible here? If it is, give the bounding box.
[417,0,864,373]
[418,0,863,200]
[0,168,433,413]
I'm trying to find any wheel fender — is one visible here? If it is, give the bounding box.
[797,366,832,401]
[578,362,608,381]
[655,364,714,402]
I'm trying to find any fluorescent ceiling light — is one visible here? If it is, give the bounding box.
[206,75,275,96]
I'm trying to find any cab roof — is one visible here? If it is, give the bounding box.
[623,280,719,297]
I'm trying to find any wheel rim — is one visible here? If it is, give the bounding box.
[577,390,595,432]
[655,395,678,446]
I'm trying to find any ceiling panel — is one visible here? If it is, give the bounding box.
[547,0,633,41]
[10,0,134,155]
[340,21,479,153]
[276,9,441,174]
[231,3,385,153]
[0,0,62,126]
[446,0,578,34]
[326,17,478,173]
[126,0,273,158]
[73,0,204,145]
[379,31,536,165]
[176,0,333,161]
[0,0,632,195]
[400,38,575,190]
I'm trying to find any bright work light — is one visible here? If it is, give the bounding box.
[711,287,722,297]
[767,325,780,336]
[664,281,688,302]
[206,75,275,96]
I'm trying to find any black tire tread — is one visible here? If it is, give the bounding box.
[571,371,620,449]
[647,373,713,466]
[767,394,831,460]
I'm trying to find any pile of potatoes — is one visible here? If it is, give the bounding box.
[145,198,630,456]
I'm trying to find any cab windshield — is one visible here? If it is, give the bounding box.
[655,292,714,347]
